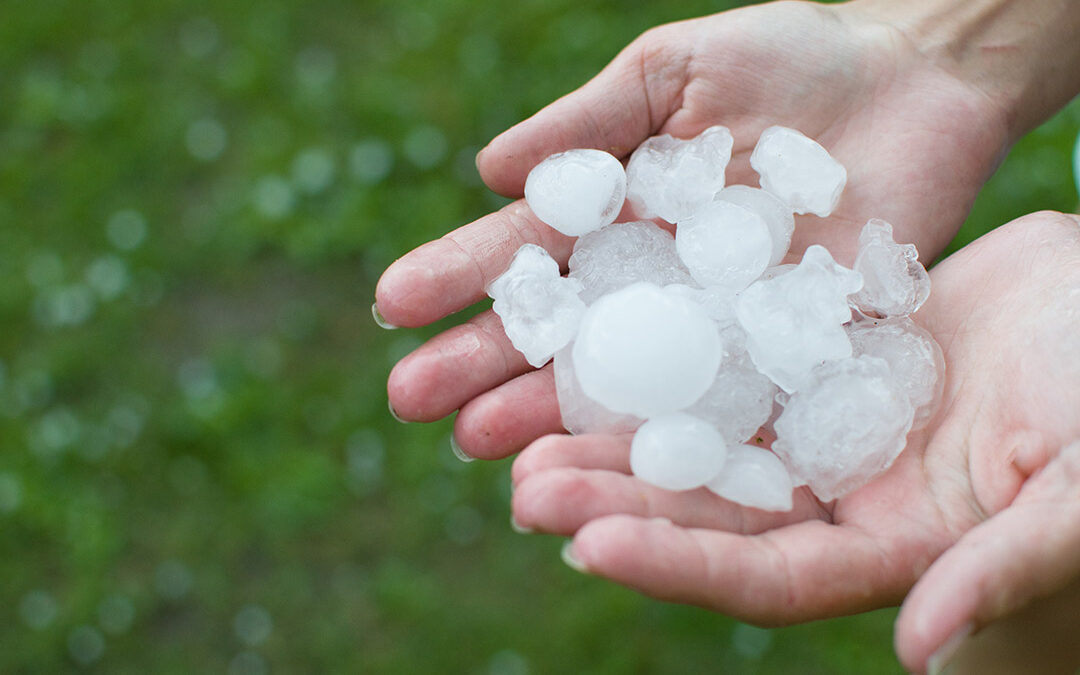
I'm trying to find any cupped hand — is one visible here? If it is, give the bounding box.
[376,0,1010,459]
[509,211,1080,673]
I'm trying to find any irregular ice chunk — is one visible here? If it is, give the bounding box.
[706,444,794,511]
[488,244,587,368]
[568,221,693,305]
[524,149,627,236]
[676,200,773,291]
[553,344,643,435]
[847,317,944,430]
[851,219,931,317]
[715,185,796,266]
[630,412,727,491]
[573,282,722,418]
[736,245,863,392]
[772,355,915,501]
[626,126,734,223]
[686,346,778,446]
[750,126,847,217]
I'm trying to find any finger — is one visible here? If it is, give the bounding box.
[566,515,908,626]
[374,200,575,328]
[512,433,634,486]
[476,25,691,196]
[452,366,564,460]
[894,440,1080,674]
[512,467,813,536]
[387,310,530,422]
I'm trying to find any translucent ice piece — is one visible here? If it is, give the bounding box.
[847,316,944,430]
[686,346,778,446]
[524,149,627,236]
[488,244,587,368]
[630,412,727,491]
[626,125,734,223]
[675,200,772,291]
[772,355,915,501]
[553,344,643,435]
[851,219,931,317]
[568,221,693,305]
[750,126,847,217]
[573,282,722,418]
[663,283,739,326]
[736,245,863,392]
[715,185,796,266]
[706,444,794,511]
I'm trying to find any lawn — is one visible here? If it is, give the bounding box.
[0,0,1077,672]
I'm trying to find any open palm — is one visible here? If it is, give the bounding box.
[510,211,1080,673]
[376,1,1009,460]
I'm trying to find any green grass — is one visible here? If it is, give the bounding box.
[0,0,1076,672]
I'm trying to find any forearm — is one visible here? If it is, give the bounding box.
[850,0,1080,143]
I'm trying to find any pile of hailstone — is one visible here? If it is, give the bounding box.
[488,126,943,511]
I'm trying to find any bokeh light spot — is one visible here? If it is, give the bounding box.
[186,118,228,162]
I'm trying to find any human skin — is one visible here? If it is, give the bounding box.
[373,0,1080,671]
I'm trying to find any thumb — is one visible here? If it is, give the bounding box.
[894,440,1080,673]
[476,25,690,197]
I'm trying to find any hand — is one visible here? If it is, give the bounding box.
[509,210,1080,674]
[376,0,1011,457]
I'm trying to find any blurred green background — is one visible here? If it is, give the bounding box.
[1,0,1077,672]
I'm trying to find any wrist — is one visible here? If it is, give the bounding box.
[847,0,1080,143]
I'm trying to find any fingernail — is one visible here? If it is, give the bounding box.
[927,622,973,675]
[450,434,475,463]
[371,302,398,330]
[510,515,533,534]
[388,399,408,423]
[560,540,588,573]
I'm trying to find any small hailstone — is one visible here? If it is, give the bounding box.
[750,126,847,217]
[573,282,722,418]
[553,345,643,435]
[706,444,794,511]
[676,200,773,291]
[736,245,863,392]
[568,221,693,304]
[851,219,931,317]
[772,355,915,501]
[626,125,734,223]
[524,149,626,236]
[715,185,796,266]
[630,412,728,491]
[487,244,586,368]
[847,317,944,430]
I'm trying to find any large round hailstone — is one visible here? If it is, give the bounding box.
[676,200,772,291]
[524,149,627,236]
[630,412,728,491]
[714,185,795,266]
[573,282,723,418]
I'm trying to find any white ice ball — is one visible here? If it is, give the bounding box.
[706,444,794,511]
[631,412,728,491]
[573,282,723,418]
[524,149,627,236]
[676,200,773,291]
